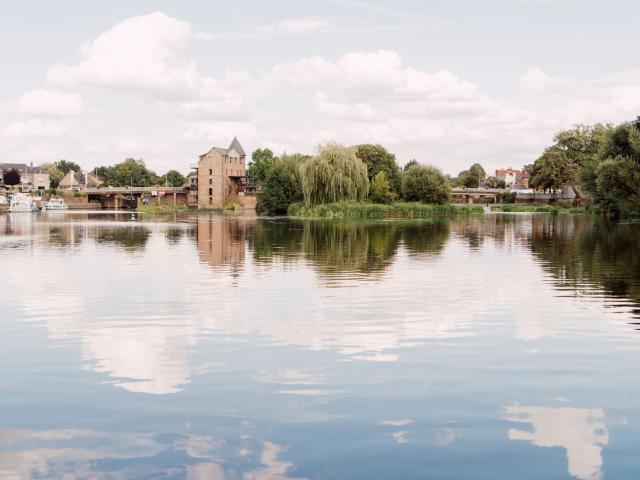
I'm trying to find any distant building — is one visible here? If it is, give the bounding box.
[495,168,521,186]
[59,171,103,190]
[196,137,247,209]
[496,168,529,188]
[0,163,50,190]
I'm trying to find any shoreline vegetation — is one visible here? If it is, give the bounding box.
[490,204,589,214]
[288,202,483,218]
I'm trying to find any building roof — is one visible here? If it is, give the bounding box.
[0,163,30,172]
[199,137,246,159]
[228,136,246,156]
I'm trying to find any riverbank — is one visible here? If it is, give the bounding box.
[288,201,483,218]
[136,205,192,214]
[491,204,588,214]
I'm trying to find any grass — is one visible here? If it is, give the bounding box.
[288,201,484,218]
[136,204,192,213]
[491,204,587,214]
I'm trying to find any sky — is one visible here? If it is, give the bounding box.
[0,0,639,176]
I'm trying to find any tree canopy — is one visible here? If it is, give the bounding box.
[368,171,396,204]
[355,144,401,194]
[455,163,486,188]
[484,176,506,189]
[55,160,82,174]
[159,169,186,187]
[300,144,369,206]
[95,158,160,187]
[247,148,276,183]
[258,154,305,214]
[531,117,640,214]
[401,164,450,204]
[40,163,64,188]
[404,159,419,171]
[527,146,577,192]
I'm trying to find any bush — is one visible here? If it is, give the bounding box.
[368,171,396,204]
[259,159,303,214]
[401,165,450,204]
[288,201,482,218]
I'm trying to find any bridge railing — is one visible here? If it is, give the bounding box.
[84,186,186,195]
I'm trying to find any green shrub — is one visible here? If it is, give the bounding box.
[288,201,482,218]
[368,171,396,204]
[401,165,450,204]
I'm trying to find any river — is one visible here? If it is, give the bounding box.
[1,211,639,479]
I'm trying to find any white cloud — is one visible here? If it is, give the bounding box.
[6,11,640,174]
[16,89,85,117]
[1,119,69,139]
[47,12,205,95]
[519,67,577,93]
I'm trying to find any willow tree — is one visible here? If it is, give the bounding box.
[300,143,369,206]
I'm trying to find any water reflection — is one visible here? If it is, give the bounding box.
[249,219,450,277]
[526,216,640,317]
[0,428,298,480]
[505,405,608,480]
[97,226,150,250]
[3,212,640,478]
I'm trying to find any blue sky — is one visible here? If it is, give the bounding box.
[1,0,639,175]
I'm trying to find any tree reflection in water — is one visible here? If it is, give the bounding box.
[527,216,640,318]
[248,219,451,276]
[96,227,150,251]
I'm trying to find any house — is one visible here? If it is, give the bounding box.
[22,170,51,190]
[59,171,103,190]
[196,137,248,209]
[0,163,50,190]
[495,168,521,186]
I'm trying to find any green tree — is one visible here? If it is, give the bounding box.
[455,163,486,188]
[355,144,401,194]
[404,159,419,171]
[258,154,304,214]
[247,148,276,183]
[40,162,64,188]
[96,158,160,187]
[591,122,640,213]
[300,143,369,206]
[369,171,396,204]
[485,176,506,189]
[54,159,81,174]
[160,169,186,187]
[401,165,450,204]
[528,146,577,192]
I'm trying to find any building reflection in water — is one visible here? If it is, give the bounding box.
[504,405,608,480]
[196,215,255,270]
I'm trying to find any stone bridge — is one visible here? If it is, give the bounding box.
[84,186,193,209]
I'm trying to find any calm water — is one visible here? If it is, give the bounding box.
[1,211,640,479]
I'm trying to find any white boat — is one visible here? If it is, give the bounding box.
[9,193,36,212]
[45,197,68,210]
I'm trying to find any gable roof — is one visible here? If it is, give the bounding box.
[228,137,246,156]
[199,137,246,159]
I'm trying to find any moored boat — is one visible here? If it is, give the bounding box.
[9,193,36,212]
[45,197,69,210]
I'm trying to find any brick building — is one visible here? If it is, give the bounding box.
[196,137,247,209]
